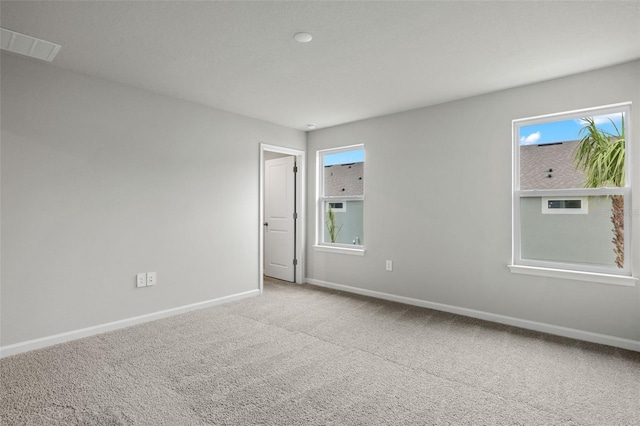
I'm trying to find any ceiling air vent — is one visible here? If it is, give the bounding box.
[1,28,61,62]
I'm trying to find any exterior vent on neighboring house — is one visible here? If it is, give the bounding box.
[1,28,61,62]
[326,202,346,212]
[542,197,588,215]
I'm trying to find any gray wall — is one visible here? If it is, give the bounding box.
[306,60,640,342]
[1,53,305,346]
[263,151,291,161]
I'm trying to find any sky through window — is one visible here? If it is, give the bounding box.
[323,149,364,166]
[519,113,624,146]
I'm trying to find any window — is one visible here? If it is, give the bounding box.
[513,103,631,277]
[317,145,364,252]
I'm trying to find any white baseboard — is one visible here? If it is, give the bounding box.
[0,289,260,359]
[305,278,640,353]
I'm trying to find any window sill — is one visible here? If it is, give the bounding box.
[508,265,638,287]
[314,245,365,256]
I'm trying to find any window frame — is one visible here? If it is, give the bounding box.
[512,102,633,279]
[316,144,365,254]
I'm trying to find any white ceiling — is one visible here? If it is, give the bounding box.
[2,1,639,131]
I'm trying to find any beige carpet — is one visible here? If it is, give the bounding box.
[1,277,639,425]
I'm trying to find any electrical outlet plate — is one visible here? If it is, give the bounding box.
[147,272,157,286]
[386,260,393,271]
[136,273,147,288]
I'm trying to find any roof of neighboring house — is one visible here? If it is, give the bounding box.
[520,141,586,190]
[324,162,364,196]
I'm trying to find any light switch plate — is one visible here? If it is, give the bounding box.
[136,273,147,288]
[147,272,157,286]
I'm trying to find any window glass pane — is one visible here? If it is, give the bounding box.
[323,200,363,245]
[519,112,625,190]
[323,149,364,197]
[520,195,624,269]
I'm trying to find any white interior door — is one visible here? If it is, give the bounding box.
[264,156,295,282]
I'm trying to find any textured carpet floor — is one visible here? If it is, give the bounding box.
[1,278,639,425]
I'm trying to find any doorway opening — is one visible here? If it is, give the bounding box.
[259,144,305,293]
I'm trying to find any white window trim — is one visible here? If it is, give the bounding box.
[512,102,634,281]
[313,245,365,256]
[508,265,638,287]
[316,144,365,253]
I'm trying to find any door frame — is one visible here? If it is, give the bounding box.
[259,143,305,293]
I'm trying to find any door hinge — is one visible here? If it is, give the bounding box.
[293,212,298,220]
[293,165,298,173]
[293,258,298,266]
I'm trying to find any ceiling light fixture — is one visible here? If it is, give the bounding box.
[307,124,316,130]
[1,27,61,62]
[294,32,313,43]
